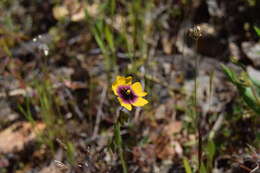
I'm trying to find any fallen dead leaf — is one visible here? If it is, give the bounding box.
[162,36,173,55]
[163,121,182,136]
[53,2,98,22]
[0,122,45,153]
[149,120,183,160]
[63,80,86,89]
[53,6,69,20]
[39,163,63,173]
[155,104,166,120]
[132,145,156,172]
[154,135,175,159]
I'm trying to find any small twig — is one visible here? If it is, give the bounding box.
[208,112,225,140]
[240,164,253,172]
[116,107,122,121]
[0,88,27,98]
[92,86,107,139]
[56,138,68,150]
[230,158,253,172]
[134,107,141,123]
[64,88,84,120]
[250,163,259,173]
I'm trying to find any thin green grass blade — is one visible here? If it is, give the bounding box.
[183,157,193,173]
[254,26,260,37]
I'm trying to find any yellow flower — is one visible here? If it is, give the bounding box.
[112,76,148,111]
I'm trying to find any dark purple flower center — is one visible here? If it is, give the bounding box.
[117,85,137,103]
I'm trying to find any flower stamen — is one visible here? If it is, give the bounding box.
[126,89,131,95]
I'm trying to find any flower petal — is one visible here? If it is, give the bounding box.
[118,97,132,111]
[115,76,127,86]
[125,76,132,85]
[131,82,147,96]
[132,97,148,106]
[112,76,133,96]
[112,84,118,95]
[116,76,126,83]
[112,76,126,95]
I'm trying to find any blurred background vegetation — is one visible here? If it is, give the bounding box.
[0,0,260,173]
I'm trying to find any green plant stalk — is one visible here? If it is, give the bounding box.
[221,64,260,113]
[206,139,216,172]
[119,142,128,173]
[250,82,260,106]
[18,97,35,125]
[243,71,260,106]
[114,117,128,173]
[194,38,202,171]
[183,157,193,173]
[36,79,61,155]
[66,142,76,165]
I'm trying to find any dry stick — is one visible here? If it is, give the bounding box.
[64,88,84,120]
[134,107,141,124]
[208,113,225,140]
[92,86,107,139]
[250,163,259,173]
[239,164,253,172]
[229,158,253,172]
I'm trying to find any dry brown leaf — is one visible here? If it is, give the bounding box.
[53,2,98,22]
[53,6,69,20]
[15,164,33,173]
[150,121,183,159]
[154,135,175,159]
[39,163,63,173]
[0,122,45,153]
[63,80,86,89]
[155,104,166,120]
[162,36,173,55]
[112,15,125,31]
[83,3,98,19]
[132,145,156,170]
[163,121,182,136]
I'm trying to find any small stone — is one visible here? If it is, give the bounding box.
[242,42,260,67]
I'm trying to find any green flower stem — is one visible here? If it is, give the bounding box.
[250,85,260,106]
[114,110,128,173]
[119,141,128,173]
